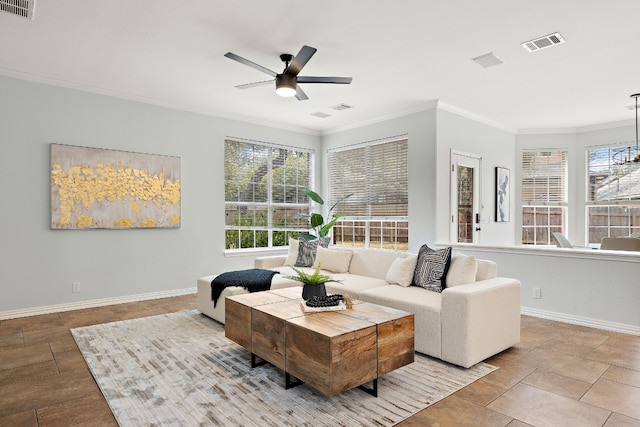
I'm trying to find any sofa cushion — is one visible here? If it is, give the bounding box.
[312,246,353,273]
[446,251,477,287]
[413,245,452,293]
[476,259,497,281]
[324,273,389,299]
[386,255,418,287]
[295,237,330,267]
[284,237,299,266]
[348,248,406,279]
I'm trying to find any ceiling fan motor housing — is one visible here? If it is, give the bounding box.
[275,74,297,97]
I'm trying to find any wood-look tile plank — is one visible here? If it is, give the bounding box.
[521,369,592,400]
[36,392,115,427]
[481,359,536,389]
[520,347,610,383]
[488,383,611,427]
[602,365,640,388]
[453,378,508,406]
[0,360,59,383]
[581,378,640,420]
[397,395,512,427]
[603,412,640,427]
[0,343,53,370]
[588,343,640,371]
[23,326,72,347]
[0,325,24,349]
[0,370,100,418]
[0,409,37,427]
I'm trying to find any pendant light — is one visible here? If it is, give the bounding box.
[631,93,640,163]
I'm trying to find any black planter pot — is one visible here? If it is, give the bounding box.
[302,283,327,300]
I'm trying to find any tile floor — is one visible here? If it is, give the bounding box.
[0,294,638,426]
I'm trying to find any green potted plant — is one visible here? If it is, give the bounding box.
[293,189,352,241]
[285,264,343,300]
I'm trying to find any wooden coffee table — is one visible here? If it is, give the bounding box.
[225,287,414,397]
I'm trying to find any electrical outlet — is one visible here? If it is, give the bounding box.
[532,287,541,299]
[72,282,81,293]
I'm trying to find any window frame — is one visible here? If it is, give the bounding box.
[585,143,640,244]
[327,136,409,251]
[224,138,315,251]
[521,149,568,245]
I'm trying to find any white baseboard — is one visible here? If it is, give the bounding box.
[0,287,197,320]
[521,306,640,336]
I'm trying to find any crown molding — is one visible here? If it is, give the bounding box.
[437,102,517,134]
[320,101,439,136]
[517,118,636,135]
[0,68,321,136]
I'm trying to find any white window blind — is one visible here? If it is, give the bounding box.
[521,150,568,245]
[521,150,568,206]
[328,138,408,217]
[327,138,409,251]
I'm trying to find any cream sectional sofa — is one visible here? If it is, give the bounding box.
[196,246,521,368]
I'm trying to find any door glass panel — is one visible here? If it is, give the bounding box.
[457,165,473,243]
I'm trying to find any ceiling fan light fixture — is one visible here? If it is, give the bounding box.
[614,93,640,165]
[275,74,297,97]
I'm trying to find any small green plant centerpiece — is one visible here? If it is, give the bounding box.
[292,189,352,241]
[285,264,343,300]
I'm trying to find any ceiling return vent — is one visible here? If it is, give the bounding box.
[310,112,332,118]
[0,0,36,19]
[471,52,503,68]
[330,103,353,111]
[521,32,565,52]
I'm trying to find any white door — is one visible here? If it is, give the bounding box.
[450,151,481,243]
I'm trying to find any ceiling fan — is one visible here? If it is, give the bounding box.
[224,45,352,101]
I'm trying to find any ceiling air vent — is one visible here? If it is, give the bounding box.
[330,103,353,111]
[0,0,36,19]
[310,112,332,118]
[521,32,565,52]
[471,52,503,68]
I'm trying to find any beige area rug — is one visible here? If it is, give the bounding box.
[71,310,497,426]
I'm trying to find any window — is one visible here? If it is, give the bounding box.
[328,138,409,250]
[521,150,568,245]
[586,144,640,244]
[224,139,313,250]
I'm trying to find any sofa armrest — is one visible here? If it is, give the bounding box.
[254,255,287,269]
[440,277,521,368]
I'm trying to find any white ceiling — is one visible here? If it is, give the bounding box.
[1,0,640,135]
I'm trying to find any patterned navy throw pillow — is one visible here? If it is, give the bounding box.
[412,244,452,293]
[294,237,330,267]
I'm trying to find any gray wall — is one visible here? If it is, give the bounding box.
[0,75,320,312]
[321,109,437,253]
[1,75,638,334]
[435,109,516,245]
[452,245,640,333]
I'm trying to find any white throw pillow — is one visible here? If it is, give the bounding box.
[385,255,418,287]
[312,246,353,273]
[446,251,477,287]
[284,238,299,266]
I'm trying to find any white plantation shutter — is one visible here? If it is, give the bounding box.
[328,138,408,217]
[521,150,568,206]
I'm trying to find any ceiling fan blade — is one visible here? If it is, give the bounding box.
[224,52,278,77]
[295,86,309,101]
[235,80,274,89]
[297,76,353,84]
[284,45,317,77]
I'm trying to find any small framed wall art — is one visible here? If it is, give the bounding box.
[495,166,510,222]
